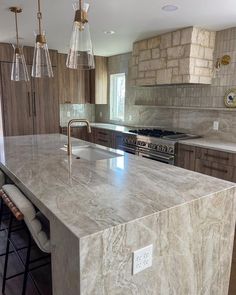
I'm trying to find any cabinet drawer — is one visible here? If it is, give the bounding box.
[94,128,111,139]
[195,159,234,181]
[196,147,234,166]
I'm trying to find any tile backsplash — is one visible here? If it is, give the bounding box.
[60,104,95,127]
[95,27,236,142]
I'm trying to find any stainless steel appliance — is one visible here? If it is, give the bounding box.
[118,129,199,165]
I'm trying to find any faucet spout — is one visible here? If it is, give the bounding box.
[67,119,91,156]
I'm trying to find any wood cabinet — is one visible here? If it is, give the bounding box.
[0,63,34,136]
[58,53,90,104]
[60,126,121,149]
[0,43,59,136]
[61,126,89,141]
[175,144,196,171]
[90,56,108,104]
[176,143,236,182]
[0,43,58,66]
[93,128,113,148]
[58,54,108,105]
[33,73,59,134]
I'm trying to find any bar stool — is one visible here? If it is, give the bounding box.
[0,170,6,229]
[1,184,51,295]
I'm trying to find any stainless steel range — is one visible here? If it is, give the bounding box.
[118,129,199,165]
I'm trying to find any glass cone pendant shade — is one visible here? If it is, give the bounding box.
[10,7,29,82]
[67,2,95,70]
[31,32,53,78]
[11,45,29,82]
[32,0,53,78]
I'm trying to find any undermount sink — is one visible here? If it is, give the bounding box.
[61,145,122,161]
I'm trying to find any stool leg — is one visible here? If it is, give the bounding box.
[22,230,31,295]
[0,197,3,230]
[2,214,13,294]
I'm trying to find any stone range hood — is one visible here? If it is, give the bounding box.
[130,27,216,86]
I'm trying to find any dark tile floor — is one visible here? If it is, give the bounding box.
[0,218,52,295]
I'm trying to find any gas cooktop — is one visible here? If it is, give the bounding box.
[129,128,199,140]
[129,129,183,138]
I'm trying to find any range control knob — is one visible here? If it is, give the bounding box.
[168,147,174,154]
[162,145,168,152]
[157,145,162,152]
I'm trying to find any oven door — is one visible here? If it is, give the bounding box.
[139,151,174,165]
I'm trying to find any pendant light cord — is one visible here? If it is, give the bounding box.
[79,0,82,20]
[37,0,42,35]
[14,11,19,48]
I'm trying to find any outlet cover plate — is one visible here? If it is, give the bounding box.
[213,121,219,131]
[132,244,153,275]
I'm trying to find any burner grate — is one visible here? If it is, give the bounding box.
[129,129,183,138]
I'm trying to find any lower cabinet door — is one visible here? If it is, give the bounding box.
[195,159,234,181]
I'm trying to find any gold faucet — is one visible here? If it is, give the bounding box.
[67,119,92,156]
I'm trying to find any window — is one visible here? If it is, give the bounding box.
[110,73,126,121]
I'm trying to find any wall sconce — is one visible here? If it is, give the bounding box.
[215,55,231,71]
[212,55,231,78]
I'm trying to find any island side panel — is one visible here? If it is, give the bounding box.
[50,216,81,295]
[79,188,236,295]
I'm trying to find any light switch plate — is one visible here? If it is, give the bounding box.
[67,111,71,117]
[213,121,219,131]
[132,244,153,275]
[129,115,132,121]
[99,112,103,118]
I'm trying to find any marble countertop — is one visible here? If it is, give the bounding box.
[180,138,236,153]
[0,134,235,239]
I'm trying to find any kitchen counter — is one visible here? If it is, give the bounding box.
[0,134,235,295]
[61,122,133,133]
[180,137,236,153]
[62,122,236,154]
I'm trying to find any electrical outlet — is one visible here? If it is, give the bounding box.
[129,115,132,121]
[99,112,103,118]
[67,111,71,117]
[213,121,219,131]
[132,244,153,275]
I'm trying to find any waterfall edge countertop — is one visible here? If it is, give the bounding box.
[0,134,235,239]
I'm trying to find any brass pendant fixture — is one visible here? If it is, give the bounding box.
[67,0,95,70]
[31,0,53,78]
[9,7,29,82]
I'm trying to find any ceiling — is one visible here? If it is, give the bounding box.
[0,0,236,57]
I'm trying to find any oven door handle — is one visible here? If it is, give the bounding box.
[139,152,174,163]
[139,151,174,160]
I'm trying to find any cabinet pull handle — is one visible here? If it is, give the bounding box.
[181,148,194,153]
[203,165,228,173]
[204,153,229,161]
[33,92,36,116]
[98,131,108,136]
[98,139,108,143]
[27,92,31,117]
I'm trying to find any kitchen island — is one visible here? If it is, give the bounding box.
[0,134,235,295]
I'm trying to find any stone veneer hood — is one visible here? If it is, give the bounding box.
[130,27,216,86]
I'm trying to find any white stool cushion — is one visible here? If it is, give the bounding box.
[2,184,50,253]
[0,170,5,188]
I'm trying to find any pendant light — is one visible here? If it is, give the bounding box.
[66,0,95,70]
[31,0,53,78]
[10,7,29,82]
